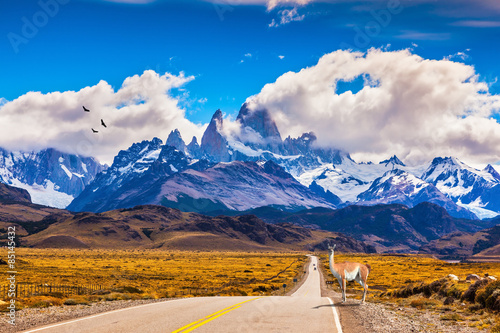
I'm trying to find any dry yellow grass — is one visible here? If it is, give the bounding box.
[0,248,306,309]
[319,253,500,294]
[320,253,500,331]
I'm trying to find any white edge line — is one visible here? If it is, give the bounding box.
[328,297,343,333]
[22,297,194,333]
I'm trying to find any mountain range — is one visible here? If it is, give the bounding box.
[2,103,500,222]
[228,203,497,253]
[0,183,373,252]
[69,104,500,220]
[2,182,499,254]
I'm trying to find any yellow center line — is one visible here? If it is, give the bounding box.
[171,297,260,333]
[181,306,241,333]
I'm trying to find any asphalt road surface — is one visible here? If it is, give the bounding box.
[24,256,342,333]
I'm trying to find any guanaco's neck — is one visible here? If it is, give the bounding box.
[329,250,335,269]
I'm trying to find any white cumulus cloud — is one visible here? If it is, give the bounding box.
[245,48,500,165]
[269,7,305,27]
[0,71,206,165]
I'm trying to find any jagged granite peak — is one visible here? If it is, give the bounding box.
[187,136,199,149]
[109,137,163,175]
[281,132,352,171]
[147,145,190,175]
[69,154,334,213]
[67,143,202,213]
[380,155,405,167]
[283,132,317,155]
[186,136,202,159]
[236,103,282,142]
[166,129,187,153]
[201,109,231,162]
[0,147,104,208]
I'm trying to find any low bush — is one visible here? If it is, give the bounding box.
[63,299,78,305]
[409,297,440,309]
[462,279,490,303]
[475,281,500,311]
[440,313,463,321]
[63,297,89,306]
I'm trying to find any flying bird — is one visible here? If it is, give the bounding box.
[83,106,90,112]
[91,128,98,133]
[101,119,107,128]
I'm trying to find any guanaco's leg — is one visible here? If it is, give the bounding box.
[342,278,347,302]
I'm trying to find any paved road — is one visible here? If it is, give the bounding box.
[24,256,341,333]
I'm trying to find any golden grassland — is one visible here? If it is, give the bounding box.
[4,248,500,331]
[319,253,500,293]
[0,248,306,309]
[319,253,500,331]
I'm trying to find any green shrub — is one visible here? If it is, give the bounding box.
[64,299,78,305]
[31,300,51,308]
[63,297,89,305]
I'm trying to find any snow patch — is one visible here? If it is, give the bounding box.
[9,179,74,209]
[457,198,499,219]
[60,165,73,179]
[228,140,262,157]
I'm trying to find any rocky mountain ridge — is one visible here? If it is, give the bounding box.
[68,103,500,220]
[0,147,105,208]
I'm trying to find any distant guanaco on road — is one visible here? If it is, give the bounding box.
[23,256,342,333]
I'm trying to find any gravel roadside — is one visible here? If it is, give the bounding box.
[0,257,310,332]
[318,264,483,333]
[1,255,486,333]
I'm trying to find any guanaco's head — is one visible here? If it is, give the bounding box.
[327,243,336,255]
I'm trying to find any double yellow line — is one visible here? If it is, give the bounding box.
[171,297,260,333]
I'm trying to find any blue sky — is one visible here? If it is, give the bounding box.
[2,0,500,123]
[1,0,500,165]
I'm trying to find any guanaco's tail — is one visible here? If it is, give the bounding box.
[365,264,371,273]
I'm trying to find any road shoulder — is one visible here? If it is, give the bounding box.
[318,256,482,333]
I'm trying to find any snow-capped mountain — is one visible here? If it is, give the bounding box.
[421,157,500,219]
[0,147,104,208]
[296,154,425,203]
[67,138,198,212]
[158,160,335,212]
[67,136,335,213]
[65,103,500,220]
[356,169,477,219]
